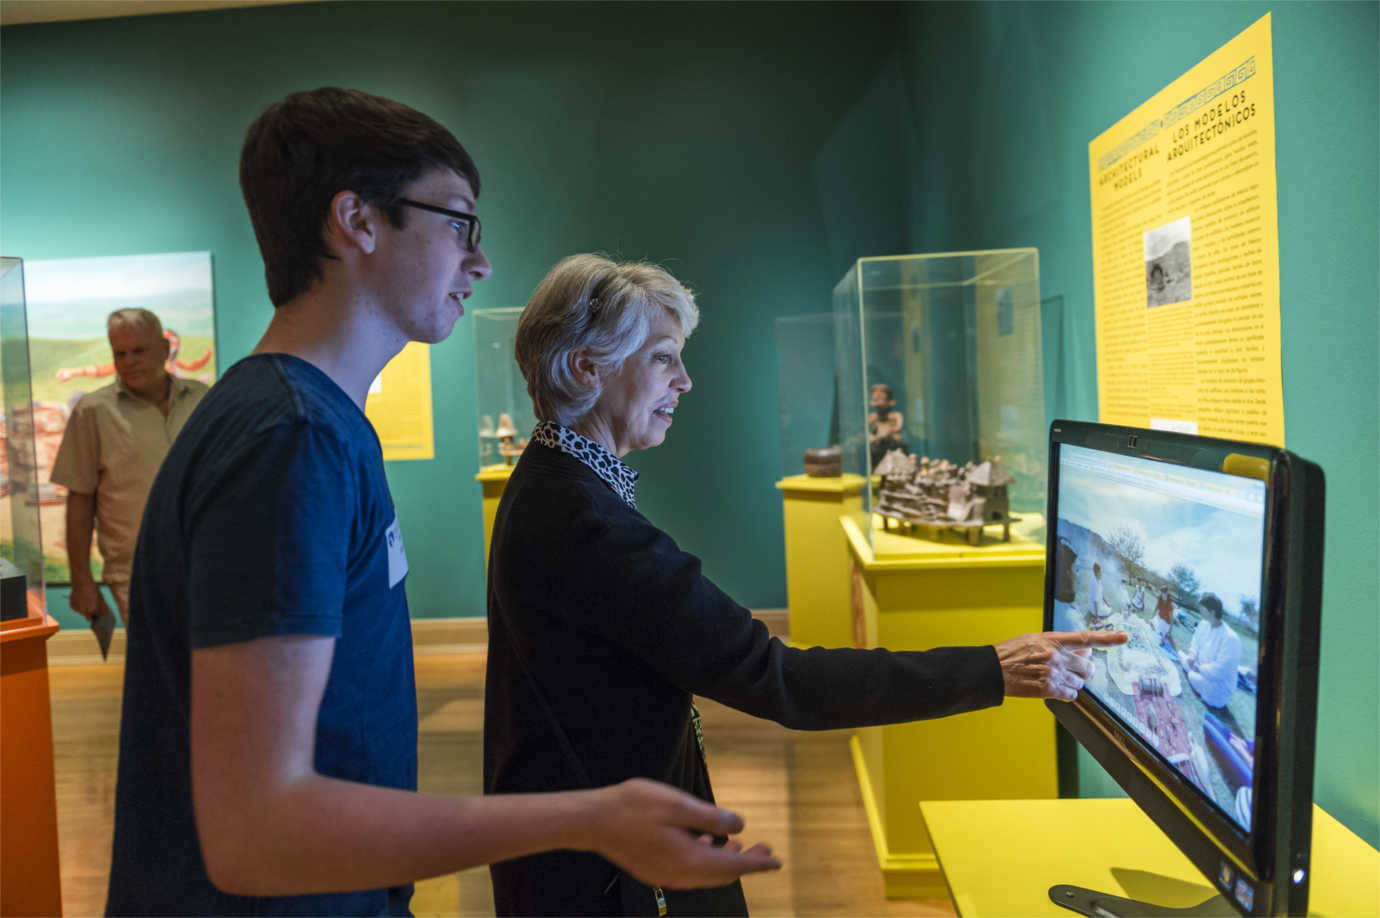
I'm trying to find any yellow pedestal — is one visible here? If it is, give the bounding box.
[921,798,1379,917]
[476,464,514,566]
[844,512,1055,898]
[775,474,866,649]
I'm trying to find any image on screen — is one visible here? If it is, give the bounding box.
[1051,444,1265,835]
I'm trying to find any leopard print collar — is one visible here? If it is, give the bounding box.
[531,421,638,509]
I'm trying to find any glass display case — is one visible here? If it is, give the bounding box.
[833,249,1045,551]
[472,307,534,472]
[1,257,46,623]
[774,313,839,479]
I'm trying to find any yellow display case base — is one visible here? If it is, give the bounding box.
[476,463,515,566]
[850,735,950,899]
[844,512,1056,899]
[775,474,865,649]
[921,798,1379,917]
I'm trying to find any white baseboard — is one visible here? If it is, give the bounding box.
[47,609,790,665]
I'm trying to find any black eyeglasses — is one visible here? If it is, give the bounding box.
[397,198,482,252]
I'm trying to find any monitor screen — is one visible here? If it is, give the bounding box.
[1051,442,1265,836]
[1043,421,1323,918]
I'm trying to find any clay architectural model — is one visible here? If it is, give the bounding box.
[873,449,1015,544]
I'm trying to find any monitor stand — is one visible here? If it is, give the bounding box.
[1051,884,1235,917]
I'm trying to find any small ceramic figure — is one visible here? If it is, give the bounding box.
[495,413,526,465]
[866,383,906,467]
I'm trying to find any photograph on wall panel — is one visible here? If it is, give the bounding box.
[8,251,217,584]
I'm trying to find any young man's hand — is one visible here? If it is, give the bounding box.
[584,778,780,888]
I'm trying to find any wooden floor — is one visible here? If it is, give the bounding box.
[49,652,958,917]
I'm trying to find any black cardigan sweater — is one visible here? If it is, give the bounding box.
[483,442,1004,916]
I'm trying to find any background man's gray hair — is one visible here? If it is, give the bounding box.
[107,308,165,339]
[515,254,699,426]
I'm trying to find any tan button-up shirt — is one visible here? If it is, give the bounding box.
[50,375,209,581]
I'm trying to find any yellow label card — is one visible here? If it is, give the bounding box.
[1090,13,1283,446]
[365,341,436,461]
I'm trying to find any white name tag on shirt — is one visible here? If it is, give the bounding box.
[385,515,408,588]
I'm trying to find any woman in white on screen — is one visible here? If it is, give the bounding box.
[1184,593,1242,709]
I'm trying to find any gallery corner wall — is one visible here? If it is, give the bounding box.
[2,1,909,625]
[885,0,1377,848]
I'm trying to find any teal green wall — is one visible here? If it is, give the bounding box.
[883,1,1378,847]
[3,0,1375,848]
[3,0,904,627]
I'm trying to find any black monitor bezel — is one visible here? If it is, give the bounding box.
[1042,420,1321,917]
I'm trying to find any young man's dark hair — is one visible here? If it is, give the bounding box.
[239,86,481,306]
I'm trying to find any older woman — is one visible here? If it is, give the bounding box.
[484,254,1124,917]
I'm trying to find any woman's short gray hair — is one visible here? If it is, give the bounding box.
[515,254,699,426]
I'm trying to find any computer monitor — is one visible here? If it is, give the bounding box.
[1043,420,1323,917]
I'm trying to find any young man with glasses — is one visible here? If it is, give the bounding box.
[104,87,778,917]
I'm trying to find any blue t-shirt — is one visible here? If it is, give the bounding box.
[106,354,417,917]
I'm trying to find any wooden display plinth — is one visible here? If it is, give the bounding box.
[775,475,866,650]
[1,612,63,918]
[843,513,1055,899]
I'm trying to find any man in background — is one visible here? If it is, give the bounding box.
[50,307,208,625]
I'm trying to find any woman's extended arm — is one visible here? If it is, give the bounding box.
[560,503,1120,729]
